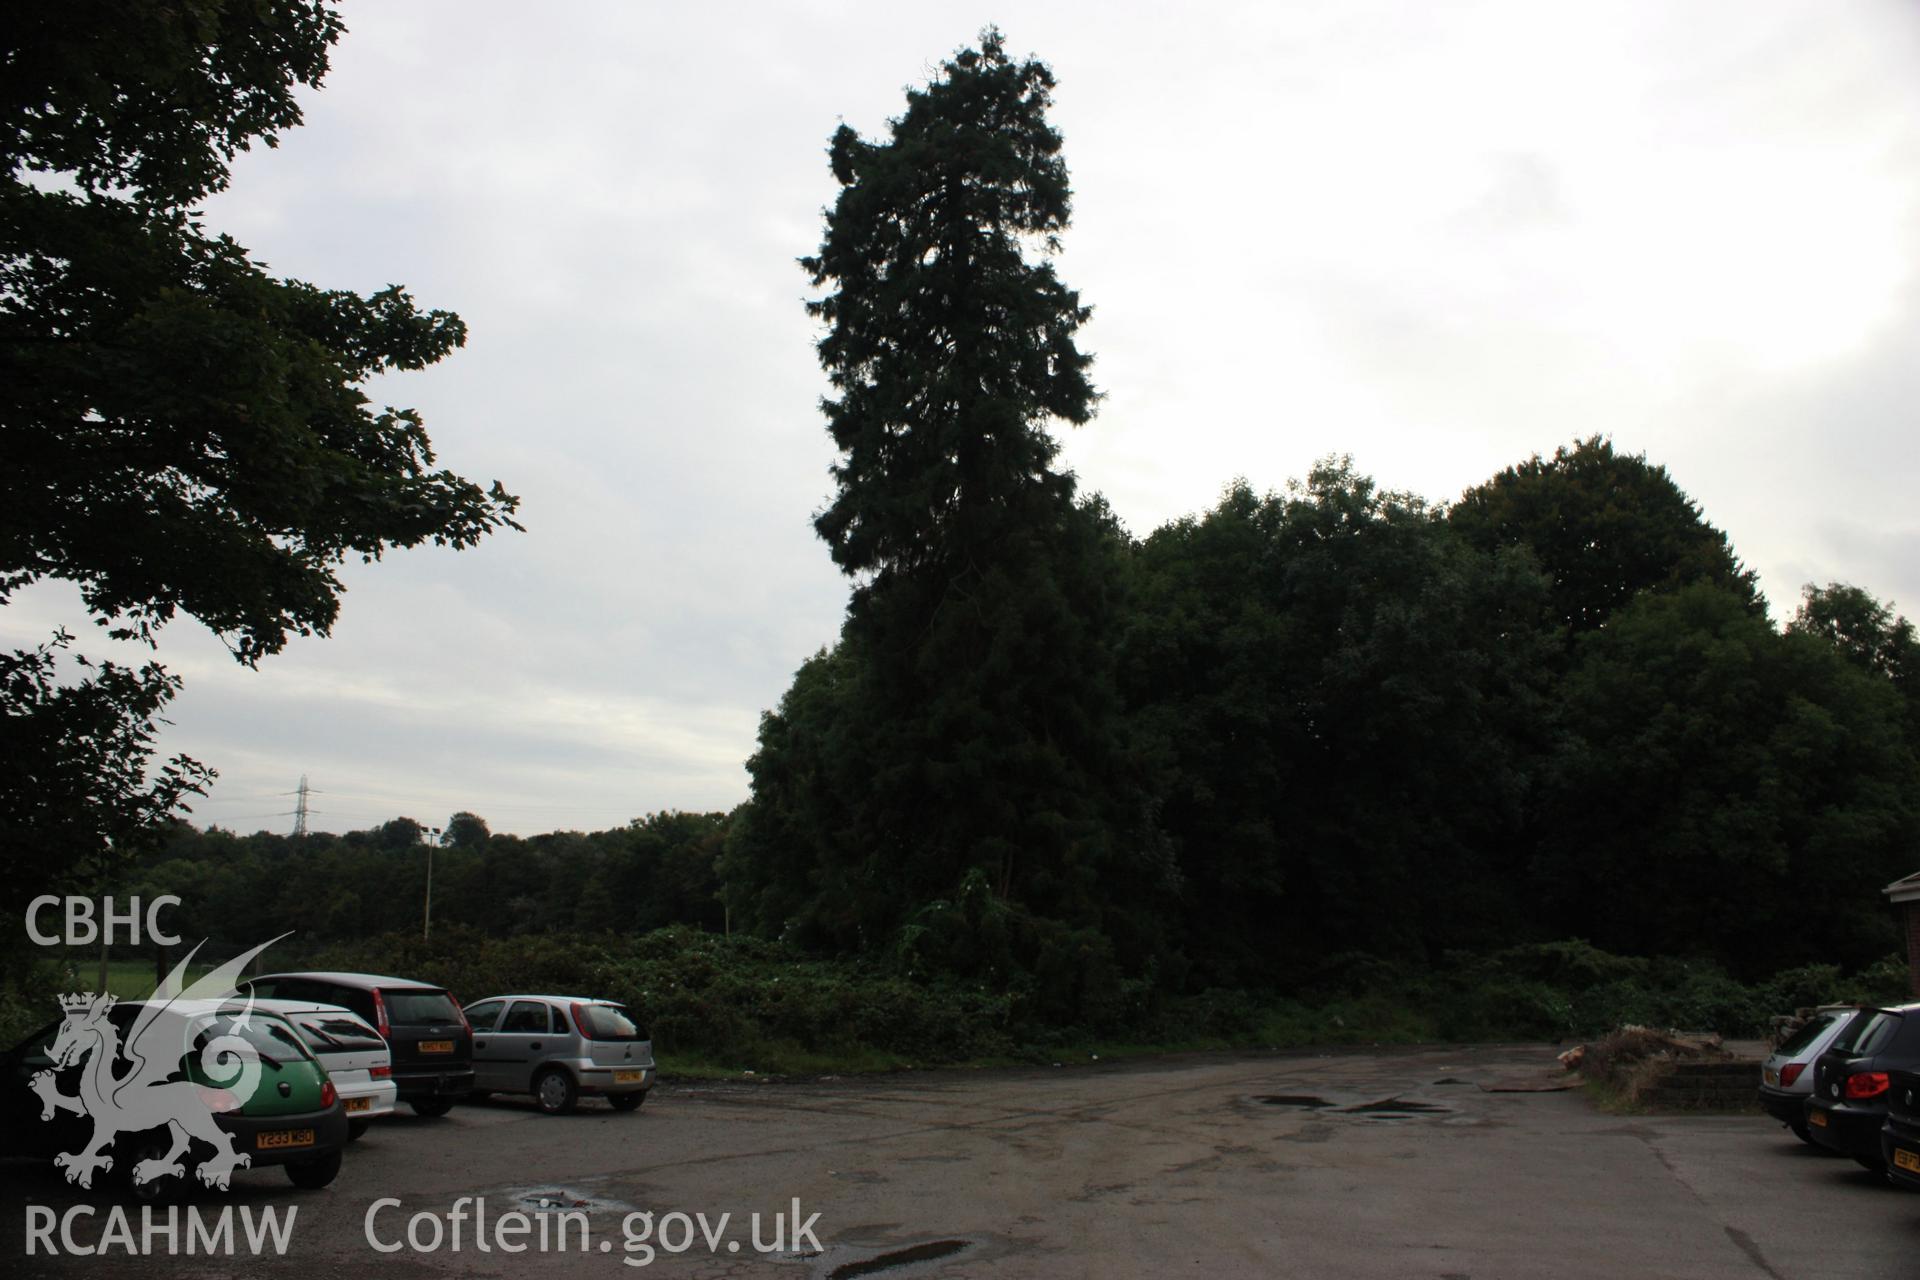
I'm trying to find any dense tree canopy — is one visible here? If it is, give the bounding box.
[3,1,342,210]
[1,1,519,916]
[1534,583,1918,972]
[723,30,1916,1008]
[2,1,520,662]
[1792,583,1917,690]
[1449,436,1757,635]
[0,632,213,926]
[1122,464,1555,982]
[121,811,729,954]
[731,443,1919,992]
[70,439,1920,1005]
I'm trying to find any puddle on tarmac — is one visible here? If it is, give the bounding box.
[1337,1098,1456,1123]
[828,1239,971,1278]
[1343,1099,1451,1116]
[499,1186,632,1215]
[1251,1095,1454,1122]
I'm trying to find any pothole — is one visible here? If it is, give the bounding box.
[828,1239,971,1278]
[497,1185,632,1215]
[1339,1098,1453,1122]
[1250,1095,1454,1121]
[1343,1098,1449,1114]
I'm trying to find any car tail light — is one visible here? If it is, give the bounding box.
[370,1064,392,1079]
[372,989,391,1040]
[321,1080,337,1108]
[452,997,472,1035]
[1844,1071,1890,1101]
[571,1002,593,1038]
[1779,1063,1806,1088]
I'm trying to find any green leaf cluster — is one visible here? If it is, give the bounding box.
[1,2,520,926]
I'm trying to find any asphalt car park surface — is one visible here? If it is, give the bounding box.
[4,1043,1916,1279]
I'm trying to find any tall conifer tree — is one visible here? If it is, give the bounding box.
[731,33,1167,998]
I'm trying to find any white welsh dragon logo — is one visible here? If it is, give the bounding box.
[30,936,287,1191]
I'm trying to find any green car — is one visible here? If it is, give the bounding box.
[0,997,349,1202]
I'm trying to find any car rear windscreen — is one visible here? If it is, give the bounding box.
[293,1014,386,1053]
[382,989,461,1026]
[1777,1011,1846,1057]
[1841,1011,1901,1056]
[194,1016,311,1066]
[581,1004,646,1041]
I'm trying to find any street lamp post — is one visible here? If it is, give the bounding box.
[424,826,443,939]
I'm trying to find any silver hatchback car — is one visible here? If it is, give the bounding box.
[461,996,655,1115]
[1758,1004,1863,1144]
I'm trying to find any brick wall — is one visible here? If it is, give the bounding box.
[1909,902,1920,998]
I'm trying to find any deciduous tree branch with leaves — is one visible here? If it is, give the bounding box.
[0,1,519,912]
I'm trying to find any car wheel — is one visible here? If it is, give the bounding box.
[410,1097,455,1118]
[347,1118,369,1142]
[286,1150,342,1190]
[534,1068,578,1116]
[608,1091,646,1112]
[124,1137,189,1206]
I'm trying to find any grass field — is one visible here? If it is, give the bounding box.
[46,955,215,1000]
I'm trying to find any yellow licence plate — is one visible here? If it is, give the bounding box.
[1810,1110,1828,1127]
[614,1070,644,1084]
[1897,1149,1920,1174]
[258,1128,315,1150]
[345,1096,372,1113]
[419,1040,454,1054]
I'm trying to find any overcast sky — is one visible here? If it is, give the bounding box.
[10,0,1920,836]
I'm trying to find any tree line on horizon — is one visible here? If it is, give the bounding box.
[133,430,1920,1008]
[6,16,1917,1028]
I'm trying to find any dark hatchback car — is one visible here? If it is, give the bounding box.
[1882,1068,1920,1191]
[1805,1001,1920,1168]
[245,972,473,1116]
[0,1002,347,1200]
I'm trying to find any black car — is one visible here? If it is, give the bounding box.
[0,1002,348,1200]
[1805,1001,1920,1168]
[1882,1068,1920,1191]
[245,972,474,1116]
